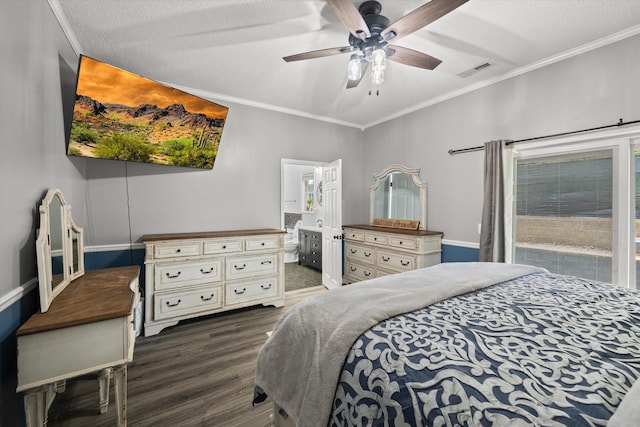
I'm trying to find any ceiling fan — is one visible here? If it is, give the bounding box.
[283,0,468,91]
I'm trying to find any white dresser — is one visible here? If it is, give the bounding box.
[143,229,285,336]
[343,225,443,283]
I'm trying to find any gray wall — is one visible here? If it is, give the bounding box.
[0,0,86,299]
[0,0,367,301]
[362,34,640,245]
[83,103,366,246]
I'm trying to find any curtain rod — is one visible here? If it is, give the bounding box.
[448,118,640,156]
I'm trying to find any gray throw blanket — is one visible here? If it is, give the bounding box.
[254,262,546,427]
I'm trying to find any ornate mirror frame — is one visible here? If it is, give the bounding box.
[369,164,428,230]
[36,188,84,312]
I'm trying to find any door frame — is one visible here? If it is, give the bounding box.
[281,158,342,289]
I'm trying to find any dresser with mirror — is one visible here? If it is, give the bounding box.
[343,164,443,284]
[17,188,139,427]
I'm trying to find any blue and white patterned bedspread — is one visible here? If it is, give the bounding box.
[330,273,640,426]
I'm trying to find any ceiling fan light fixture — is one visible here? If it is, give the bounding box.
[371,66,384,85]
[347,54,362,81]
[371,47,386,72]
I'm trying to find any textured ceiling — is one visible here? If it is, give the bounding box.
[52,0,640,129]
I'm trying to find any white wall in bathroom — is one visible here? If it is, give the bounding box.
[283,164,317,214]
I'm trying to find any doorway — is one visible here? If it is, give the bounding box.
[281,158,342,291]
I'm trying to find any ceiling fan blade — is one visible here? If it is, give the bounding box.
[381,0,468,42]
[283,46,354,62]
[347,62,369,89]
[387,45,442,70]
[327,0,371,38]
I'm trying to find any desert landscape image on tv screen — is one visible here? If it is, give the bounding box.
[67,55,228,169]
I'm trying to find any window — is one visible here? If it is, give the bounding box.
[509,126,640,288]
[302,173,314,211]
[514,150,613,283]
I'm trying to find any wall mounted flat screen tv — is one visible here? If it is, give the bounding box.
[67,55,228,169]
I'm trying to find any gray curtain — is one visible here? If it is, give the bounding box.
[479,140,507,262]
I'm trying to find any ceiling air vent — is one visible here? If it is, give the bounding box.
[457,62,493,78]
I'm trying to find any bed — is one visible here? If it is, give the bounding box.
[253,262,640,427]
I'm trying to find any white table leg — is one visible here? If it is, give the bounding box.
[23,386,48,427]
[113,365,128,427]
[98,367,113,414]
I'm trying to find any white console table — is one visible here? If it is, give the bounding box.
[16,266,140,427]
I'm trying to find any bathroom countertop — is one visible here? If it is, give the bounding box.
[299,226,322,232]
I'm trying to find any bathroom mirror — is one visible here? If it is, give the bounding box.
[36,188,84,312]
[370,164,427,230]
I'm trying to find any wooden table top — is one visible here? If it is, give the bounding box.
[343,224,444,237]
[17,266,139,336]
[142,228,285,242]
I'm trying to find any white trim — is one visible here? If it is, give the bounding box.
[48,0,640,131]
[364,25,640,129]
[0,278,38,313]
[442,239,479,250]
[84,243,145,253]
[167,83,365,131]
[48,0,83,56]
[510,125,640,288]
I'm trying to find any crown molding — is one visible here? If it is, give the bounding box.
[48,0,639,132]
[364,24,640,129]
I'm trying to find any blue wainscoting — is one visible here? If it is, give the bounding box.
[442,243,479,263]
[0,247,145,427]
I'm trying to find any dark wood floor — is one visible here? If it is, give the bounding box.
[47,286,326,427]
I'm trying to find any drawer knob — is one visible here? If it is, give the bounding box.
[200,268,214,274]
[350,249,357,254]
[166,299,181,307]
[234,264,247,270]
[222,245,227,249]
[261,260,272,265]
[350,266,357,272]
[401,260,410,266]
[166,271,181,279]
[373,237,377,241]
[399,241,403,245]
[260,283,272,290]
[234,288,247,295]
[364,252,371,257]
[261,242,265,246]
[382,256,390,262]
[176,249,181,253]
[364,271,371,277]
[200,294,215,302]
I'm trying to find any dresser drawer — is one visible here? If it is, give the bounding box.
[154,242,201,259]
[245,236,280,251]
[226,254,278,279]
[154,285,223,320]
[226,277,278,305]
[389,236,417,250]
[345,260,375,281]
[203,239,243,254]
[377,250,416,272]
[345,242,375,265]
[155,259,223,290]
[365,232,388,246]
[344,228,364,241]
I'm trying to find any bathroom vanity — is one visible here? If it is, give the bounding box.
[299,227,322,270]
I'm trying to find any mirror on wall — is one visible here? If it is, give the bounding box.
[36,188,84,312]
[370,164,428,230]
